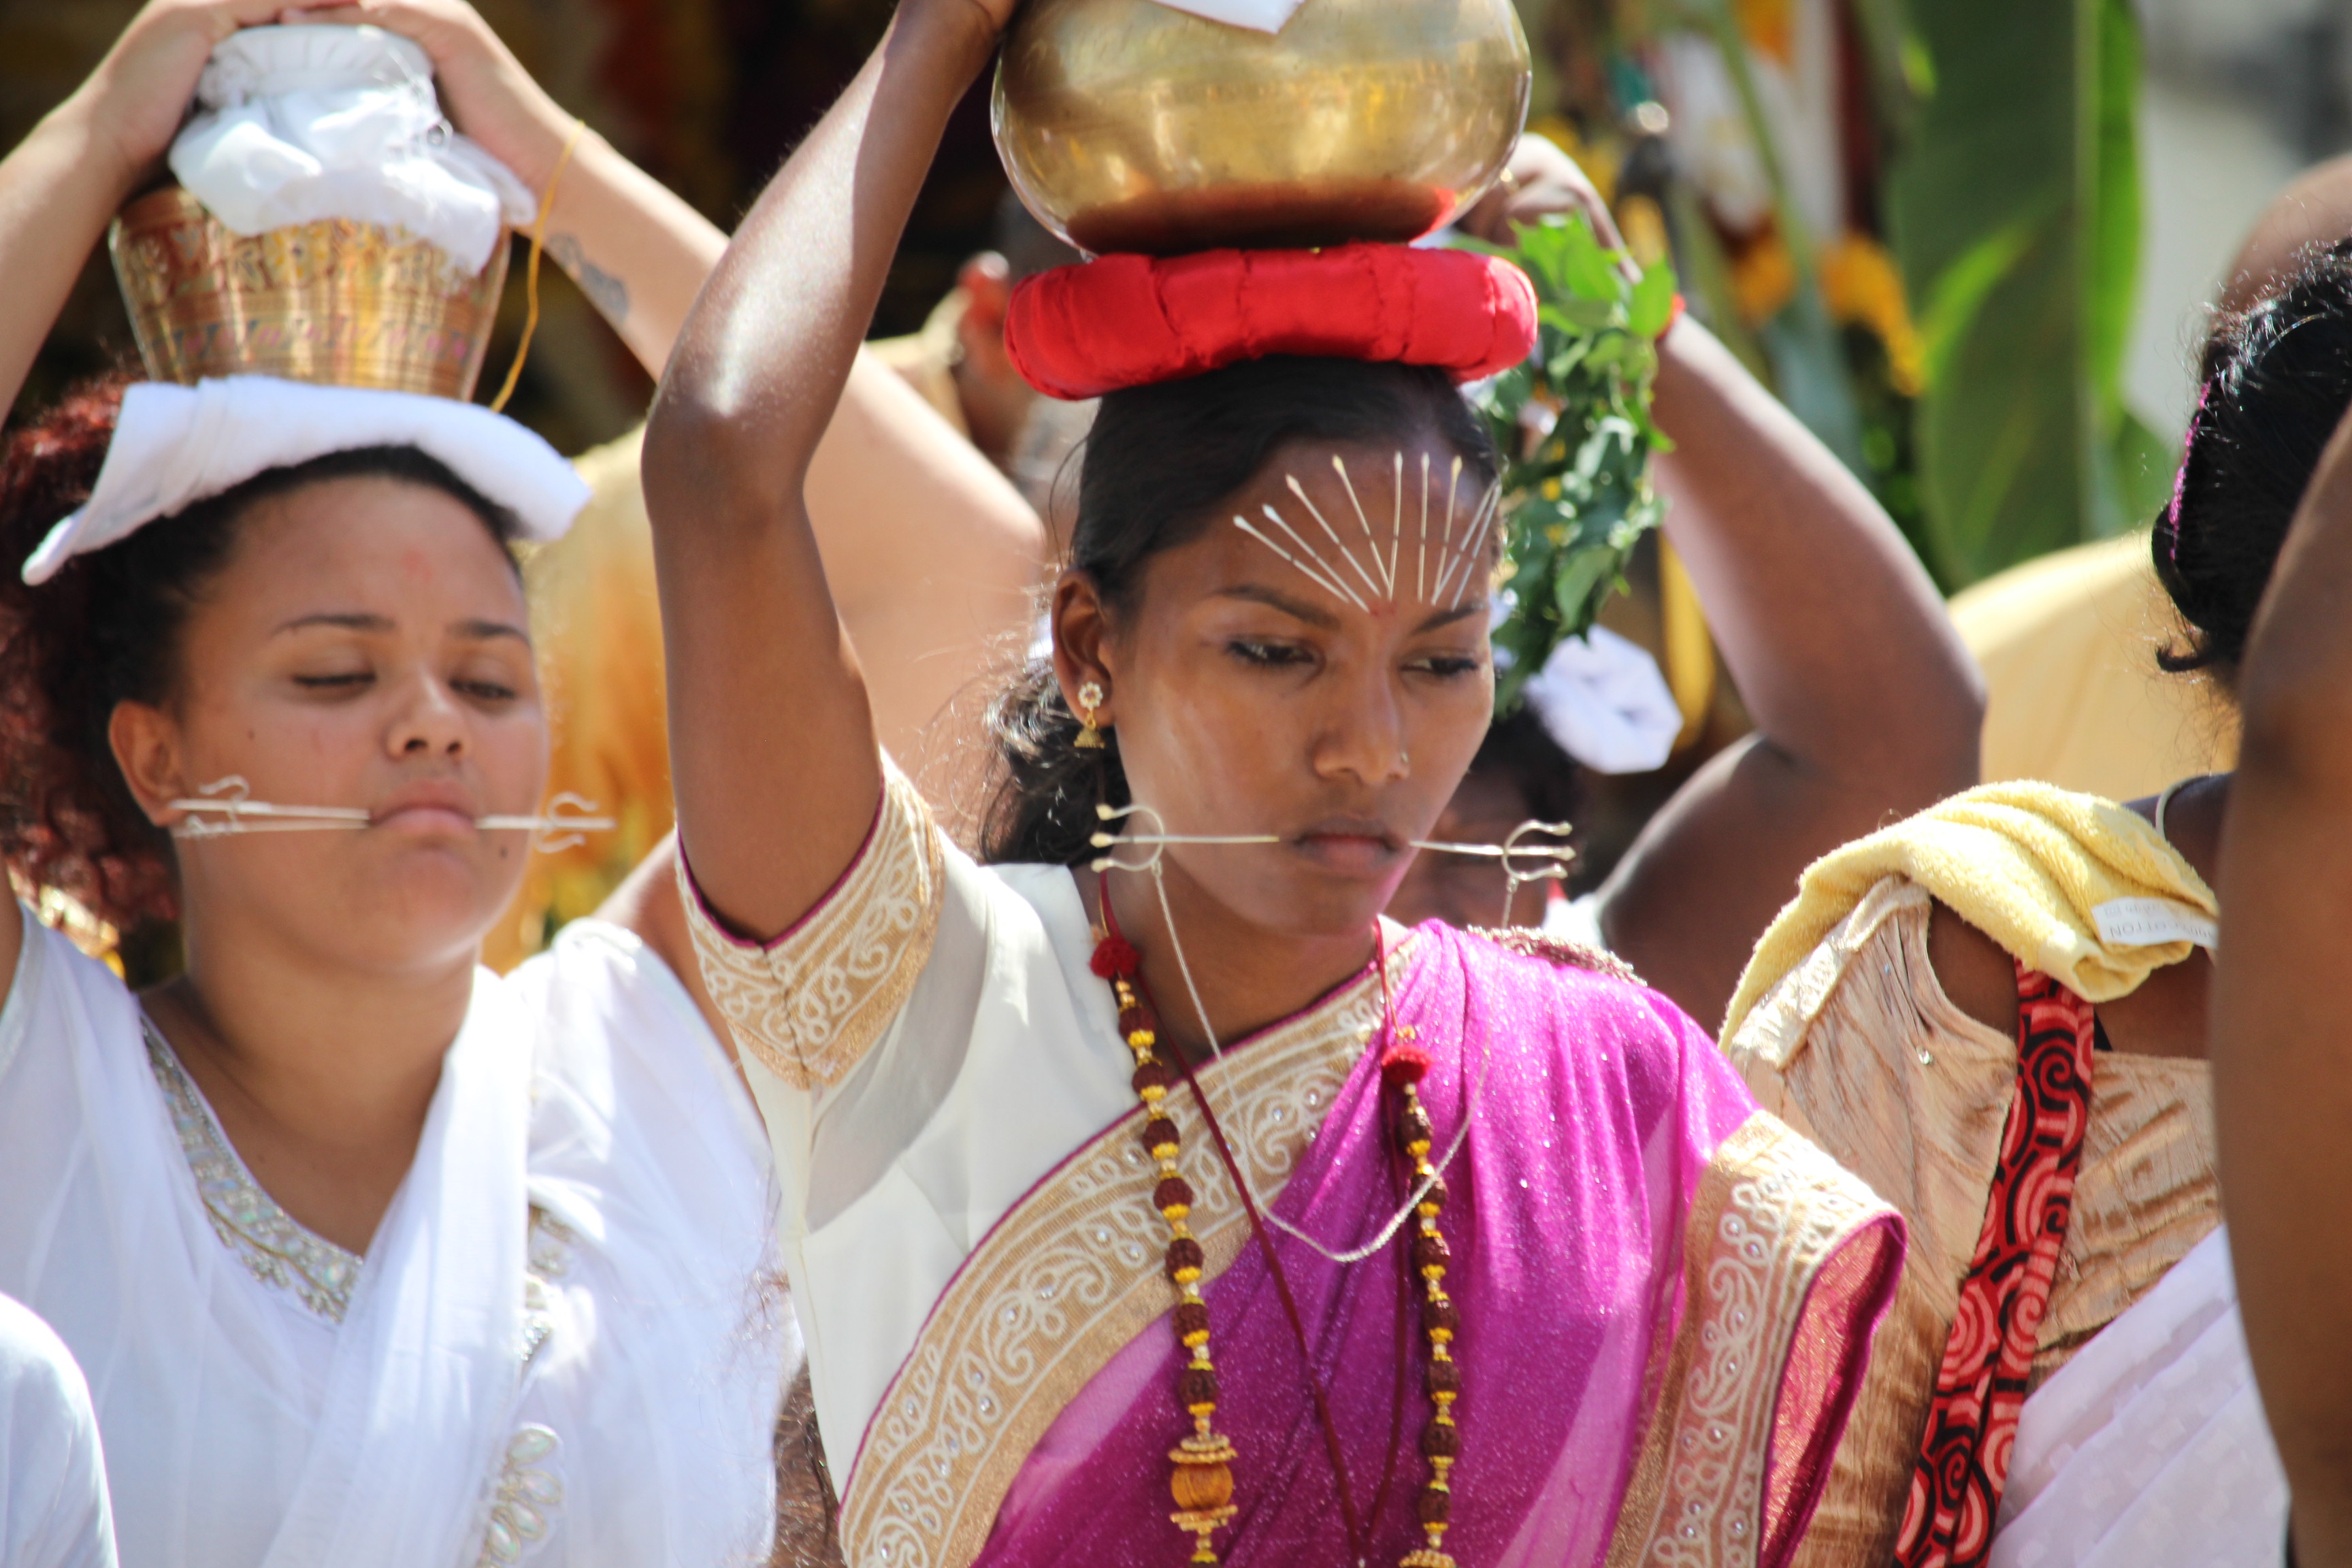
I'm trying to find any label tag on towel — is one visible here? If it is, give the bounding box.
[2092,898,2219,951]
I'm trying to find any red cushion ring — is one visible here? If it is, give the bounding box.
[1004,243,1538,400]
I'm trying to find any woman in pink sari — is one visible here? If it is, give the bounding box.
[642,3,1904,1565]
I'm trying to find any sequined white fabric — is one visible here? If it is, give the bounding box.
[0,905,781,1567]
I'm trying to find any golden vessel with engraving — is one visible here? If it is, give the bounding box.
[992,0,1532,256]
[109,185,510,399]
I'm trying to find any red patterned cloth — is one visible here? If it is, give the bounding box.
[1893,963,2097,1568]
[1002,243,1537,399]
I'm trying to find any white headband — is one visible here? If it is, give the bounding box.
[25,376,589,585]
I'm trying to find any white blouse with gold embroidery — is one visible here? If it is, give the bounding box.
[681,768,1415,1496]
[684,770,1143,1482]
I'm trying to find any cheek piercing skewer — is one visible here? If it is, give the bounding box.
[1088,804,1280,874]
[167,777,615,854]
[476,794,618,853]
[1411,819,1578,927]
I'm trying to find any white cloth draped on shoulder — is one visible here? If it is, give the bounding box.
[0,902,531,1568]
[1989,1225,2287,1568]
[0,903,783,1567]
[504,919,789,1567]
[0,1293,116,1568]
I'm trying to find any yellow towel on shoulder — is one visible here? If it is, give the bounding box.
[1722,780,2217,1039]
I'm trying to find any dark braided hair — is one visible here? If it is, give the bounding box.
[0,374,523,932]
[2155,236,2352,681]
[980,356,1500,866]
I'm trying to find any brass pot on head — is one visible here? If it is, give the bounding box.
[992,0,1533,257]
[110,186,509,399]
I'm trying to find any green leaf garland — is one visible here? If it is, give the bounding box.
[1456,214,1676,715]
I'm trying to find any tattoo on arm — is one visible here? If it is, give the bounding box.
[546,233,631,325]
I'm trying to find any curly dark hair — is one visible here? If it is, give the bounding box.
[980,356,1501,867]
[0,374,524,933]
[2155,237,2352,681]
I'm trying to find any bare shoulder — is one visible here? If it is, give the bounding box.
[1925,899,2019,1038]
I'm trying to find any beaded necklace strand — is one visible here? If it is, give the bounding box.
[1091,888,1465,1568]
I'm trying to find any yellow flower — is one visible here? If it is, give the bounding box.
[1731,231,1798,325]
[1821,235,1926,395]
[1738,0,1797,64]
[1729,227,1926,397]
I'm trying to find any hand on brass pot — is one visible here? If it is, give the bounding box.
[1457,133,1623,252]
[59,0,293,193]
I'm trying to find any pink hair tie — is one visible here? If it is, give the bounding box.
[2162,379,2214,566]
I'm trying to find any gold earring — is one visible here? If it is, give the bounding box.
[1075,681,1107,749]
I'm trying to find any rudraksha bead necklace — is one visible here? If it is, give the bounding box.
[1090,895,1465,1568]
[1094,923,1239,1564]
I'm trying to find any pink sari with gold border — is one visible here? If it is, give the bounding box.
[832,924,1902,1568]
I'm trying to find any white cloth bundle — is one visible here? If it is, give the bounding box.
[26,377,590,584]
[1521,625,1682,774]
[1144,0,1308,32]
[1989,1226,2289,1568]
[169,25,532,276]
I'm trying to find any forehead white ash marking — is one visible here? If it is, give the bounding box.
[1232,451,1499,614]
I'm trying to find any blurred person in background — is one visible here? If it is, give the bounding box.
[1710,231,2352,1568]
[1939,150,2352,811]
[2207,308,2352,1568]
[870,191,1088,515]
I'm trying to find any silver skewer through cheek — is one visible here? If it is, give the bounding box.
[1409,819,1577,928]
[167,777,615,853]
[1087,802,1280,874]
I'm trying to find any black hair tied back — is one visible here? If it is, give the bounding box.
[2157,237,2352,681]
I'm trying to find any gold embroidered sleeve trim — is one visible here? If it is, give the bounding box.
[678,767,947,1091]
[1605,1111,1900,1568]
[838,943,1412,1568]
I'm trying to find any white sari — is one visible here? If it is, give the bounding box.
[0,905,782,1568]
[1990,1225,2288,1568]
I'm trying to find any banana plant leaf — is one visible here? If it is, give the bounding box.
[1890,0,2167,586]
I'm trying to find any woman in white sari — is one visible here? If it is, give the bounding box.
[0,3,1042,1563]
